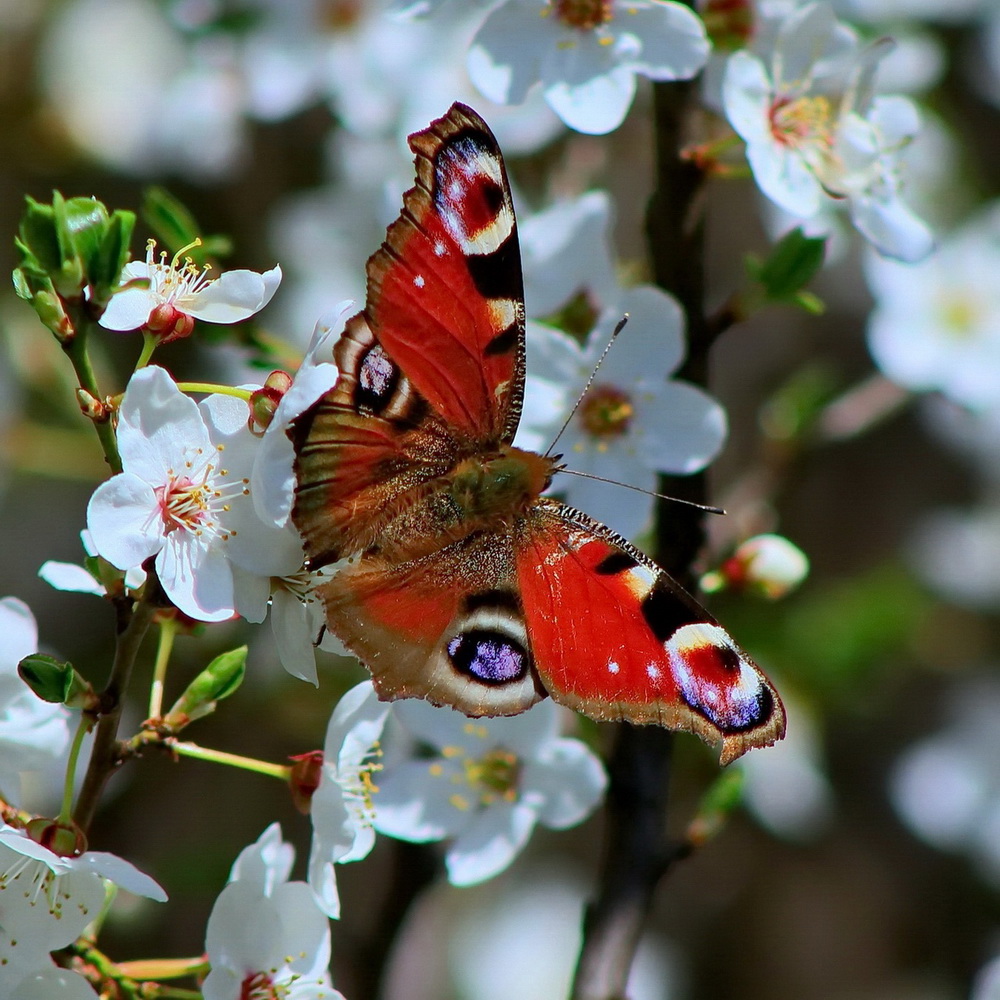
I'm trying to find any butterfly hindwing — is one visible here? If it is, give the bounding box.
[315,531,545,717]
[516,501,785,765]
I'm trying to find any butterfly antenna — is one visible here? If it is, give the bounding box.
[555,466,726,515]
[544,314,629,458]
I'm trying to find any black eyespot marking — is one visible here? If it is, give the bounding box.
[462,590,522,614]
[685,685,774,733]
[447,629,528,686]
[480,176,505,217]
[466,233,522,300]
[355,343,399,413]
[641,582,695,643]
[595,551,639,576]
[484,324,519,357]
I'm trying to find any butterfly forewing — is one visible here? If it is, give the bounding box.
[366,103,526,445]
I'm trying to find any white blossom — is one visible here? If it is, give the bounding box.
[86,367,298,622]
[866,202,1000,410]
[0,823,165,983]
[722,2,934,261]
[468,0,710,134]
[373,698,606,886]
[203,823,341,1000]
[0,599,72,804]
[100,239,280,334]
[308,682,390,918]
[517,287,727,541]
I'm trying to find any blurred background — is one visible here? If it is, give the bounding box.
[4,1,1000,998]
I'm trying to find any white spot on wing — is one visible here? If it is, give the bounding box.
[608,660,620,674]
[622,564,658,600]
[413,274,425,288]
[646,663,660,680]
[433,240,447,256]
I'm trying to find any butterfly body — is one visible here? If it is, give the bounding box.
[292,102,786,764]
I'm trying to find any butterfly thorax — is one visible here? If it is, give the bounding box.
[449,446,554,523]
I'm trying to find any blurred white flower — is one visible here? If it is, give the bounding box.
[972,953,1000,1000]
[910,504,1000,609]
[468,0,710,134]
[517,287,727,541]
[0,599,71,805]
[723,2,934,261]
[203,823,342,1000]
[446,865,679,1000]
[866,202,1000,410]
[9,966,100,1000]
[100,240,280,337]
[308,682,390,918]
[373,698,606,886]
[739,696,833,840]
[518,190,619,321]
[890,678,1000,886]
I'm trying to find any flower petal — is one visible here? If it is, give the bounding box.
[467,0,547,105]
[38,561,104,596]
[86,473,163,571]
[617,1,710,81]
[542,63,636,135]
[73,851,167,901]
[98,286,157,331]
[184,265,282,324]
[270,588,320,685]
[444,799,538,885]
[521,738,607,829]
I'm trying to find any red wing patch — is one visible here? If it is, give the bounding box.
[365,103,525,446]
[317,533,544,718]
[516,502,786,764]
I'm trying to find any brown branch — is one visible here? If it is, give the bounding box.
[72,588,158,833]
[571,68,713,1000]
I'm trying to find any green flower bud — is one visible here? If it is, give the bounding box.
[164,645,247,727]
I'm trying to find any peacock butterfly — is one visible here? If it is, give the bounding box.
[291,102,785,764]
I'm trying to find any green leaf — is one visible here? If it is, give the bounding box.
[142,186,201,253]
[755,228,826,297]
[18,654,75,703]
[59,195,110,272]
[90,209,136,304]
[686,769,746,846]
[18,197,63,276]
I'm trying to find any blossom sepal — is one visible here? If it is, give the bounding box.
[18,654,97,710]
[24,818,88,858]
[163,645,247,727]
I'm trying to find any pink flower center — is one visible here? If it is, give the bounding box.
[153,459,247,541]
[555,0,613,31]
[240,972,282,1000]
[769,95,832,150]
[579,385,634,438]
